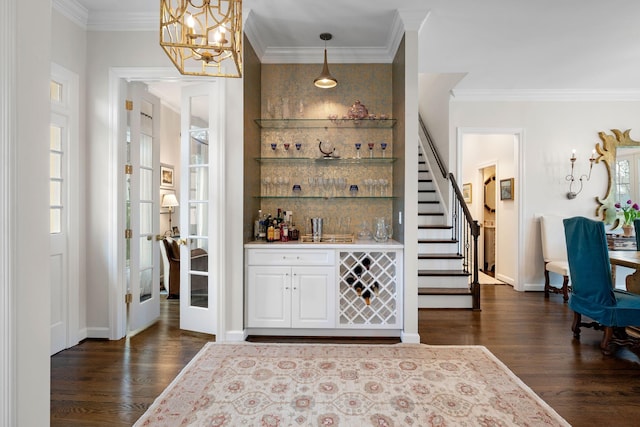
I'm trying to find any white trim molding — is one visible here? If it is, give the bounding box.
[451,88,640,102]
[0,0,16,424]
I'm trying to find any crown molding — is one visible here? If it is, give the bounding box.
[397,8,430,33]
[52,0,88,30]
[450,89,640,102]
[87,11,157,32]
[259,46,395,64]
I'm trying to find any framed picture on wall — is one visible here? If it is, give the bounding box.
[500,178,514,201]
[161,164,174,188]
[462,183,472,204]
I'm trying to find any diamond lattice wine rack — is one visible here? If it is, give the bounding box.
[338,250,402,328]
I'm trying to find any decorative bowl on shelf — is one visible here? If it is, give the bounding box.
[348,100,368,119]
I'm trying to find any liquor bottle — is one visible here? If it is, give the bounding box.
[273,219,281,241]
[255,209,264,240]
[267,220,275,242]
[281,221,289,242]
[290,216,299,241]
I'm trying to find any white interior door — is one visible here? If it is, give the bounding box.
[179,82,223,335]
[126,82,161,334]
[50,64,80,355]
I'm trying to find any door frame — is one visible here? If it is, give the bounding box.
[456,127,524,291]
[107,67,228,339]
[50,62,81,352]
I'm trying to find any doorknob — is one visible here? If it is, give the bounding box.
[177,238,188,245]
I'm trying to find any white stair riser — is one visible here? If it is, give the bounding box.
[418,171,431,180]
[417,215,445,226]
[418,258,461,270]
[418,228,450,239]
[418,275,469,288]
[418,181,434,191]
[418,192,438,202]
[419,242,458,253]
[418,207,443,216]
[418,294,473,309]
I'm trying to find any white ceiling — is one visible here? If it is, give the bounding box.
[66,0,640,92]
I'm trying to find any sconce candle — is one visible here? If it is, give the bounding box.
[566,149,595,199]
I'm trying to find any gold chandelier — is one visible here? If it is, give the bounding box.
[160,0,242,78]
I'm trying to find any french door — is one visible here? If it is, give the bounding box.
[178,82,223,335]
[125,82,161,334]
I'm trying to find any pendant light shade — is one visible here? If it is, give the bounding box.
[314,33,337,89]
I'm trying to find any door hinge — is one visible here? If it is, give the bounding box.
[124,164,133,175]
[125,293,133,304]
[125,229,133,239]
[125,99,133,111]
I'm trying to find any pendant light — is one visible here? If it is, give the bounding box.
[314,33,338,89]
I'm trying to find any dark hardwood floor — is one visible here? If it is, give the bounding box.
[51,285,640,426]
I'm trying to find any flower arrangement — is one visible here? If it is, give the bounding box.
[615,200,640,226]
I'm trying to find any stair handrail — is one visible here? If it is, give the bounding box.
[419,115,447,179]
[419,114,481,310]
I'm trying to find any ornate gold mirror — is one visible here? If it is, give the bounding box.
[595,129,640,224]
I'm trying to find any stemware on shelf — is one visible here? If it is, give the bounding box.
[381,142,387,158]
[270,143,277,153]
[368,142,375,158]
[283,143,290,152]
[355,143,361,159]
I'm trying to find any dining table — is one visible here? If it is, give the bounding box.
[609,250,640,294]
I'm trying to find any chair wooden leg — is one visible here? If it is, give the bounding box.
[601,326,615,355]
[571,312,581,338]
[562,275,569,303]
[544,267,551,298]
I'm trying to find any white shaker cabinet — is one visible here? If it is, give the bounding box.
[246,249,335,329]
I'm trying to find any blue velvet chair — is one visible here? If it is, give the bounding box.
[564,216,640,355]
[634,218,640,249]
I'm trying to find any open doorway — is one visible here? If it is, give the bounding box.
[458,130,522,289]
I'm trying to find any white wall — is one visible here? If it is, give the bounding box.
[159,103,181,235]
[461,134,516,284]
[451,99,640,290]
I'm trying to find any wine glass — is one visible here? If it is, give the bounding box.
[381,142,388,158]
[283,143,290,152]
[262,177,271,196]
[270,143,277,154]
[368,142,375,158]
[355,143,361,159]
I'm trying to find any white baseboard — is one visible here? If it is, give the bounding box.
[86,327,110,339]
[223,330,248,342]
[523,283,545,292]
[401,332,421,343]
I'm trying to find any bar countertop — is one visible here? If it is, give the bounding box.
[244,239,403,250]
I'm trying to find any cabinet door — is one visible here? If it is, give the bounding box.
[291,266,335,328]
[247,266,291,328]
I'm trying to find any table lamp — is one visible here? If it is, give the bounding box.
[161,193,179,236]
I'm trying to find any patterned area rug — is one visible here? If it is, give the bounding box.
[134,343,569,427]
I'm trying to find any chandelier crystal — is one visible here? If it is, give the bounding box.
[160,0,243,78]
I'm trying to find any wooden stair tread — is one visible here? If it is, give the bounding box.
[418,225,452,229]
[418,253,463,260]
[418,239,457,244]
[418,212,444,216]
[418,287,472,296]
[418,269,470,276]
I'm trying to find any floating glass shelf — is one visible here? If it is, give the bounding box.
[256,157,396,164]
[254,118,396,129]
[255,196,395,200]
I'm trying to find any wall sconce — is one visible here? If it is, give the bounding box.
[566,149,595,199]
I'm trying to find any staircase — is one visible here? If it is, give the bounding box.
[416,147,474,309]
